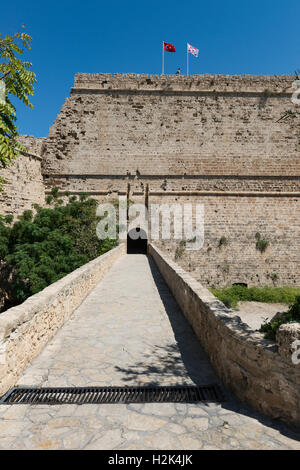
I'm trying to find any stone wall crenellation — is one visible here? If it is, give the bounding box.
[73,73,296,93]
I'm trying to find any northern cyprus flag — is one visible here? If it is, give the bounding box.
[187,43,199,57]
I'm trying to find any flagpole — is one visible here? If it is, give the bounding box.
[162,42,164,75]
[187,44,189,75]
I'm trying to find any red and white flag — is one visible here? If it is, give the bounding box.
[187,43,199,57]
[163,42,176,53]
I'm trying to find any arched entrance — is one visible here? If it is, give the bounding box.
[127,227,148,254]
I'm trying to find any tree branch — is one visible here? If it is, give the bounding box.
[0,71,11,81]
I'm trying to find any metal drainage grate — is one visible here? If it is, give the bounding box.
[0,385,225,405]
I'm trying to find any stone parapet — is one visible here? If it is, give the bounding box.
[0,244,125,396]
[73,73,295,94]
[149,243,300,427]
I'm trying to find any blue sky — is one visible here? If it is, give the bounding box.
[2,0,299,137]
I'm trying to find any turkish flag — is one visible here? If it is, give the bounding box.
[163,42,176,52]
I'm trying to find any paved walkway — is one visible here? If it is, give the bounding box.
[0,255,299,450]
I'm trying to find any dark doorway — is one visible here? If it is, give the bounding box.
[127,227,148,254]
[232,283,248,288]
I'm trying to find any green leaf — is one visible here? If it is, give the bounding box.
[0,28,36,185]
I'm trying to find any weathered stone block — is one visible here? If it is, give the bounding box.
[276,323,300,363]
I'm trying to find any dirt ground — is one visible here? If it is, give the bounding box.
[236,301,288,331]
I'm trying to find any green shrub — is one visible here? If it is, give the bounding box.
[256,239,269,253]
[0,190,118,308]
[210,285,300,309]
[259,296,300,340]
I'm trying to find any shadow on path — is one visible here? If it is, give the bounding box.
[115,256,218,387]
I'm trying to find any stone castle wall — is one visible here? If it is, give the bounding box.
[0,135,46,217]
[40,73,299,287]
[0,73,299,287]
[42,74,299,190]
[148,193,300,287]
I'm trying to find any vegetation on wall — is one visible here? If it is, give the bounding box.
[269,272,279,284]
[255,232,269,253]
[277,71,300,153]
[263,88,272,97]
[0,27,36,188]
[175,240,186,260]
[218,236,228,248]
[0,188,118,311]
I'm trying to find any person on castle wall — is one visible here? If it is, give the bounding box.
[176,67,181,75]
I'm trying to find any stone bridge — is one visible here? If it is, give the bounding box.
[0,244,299,449]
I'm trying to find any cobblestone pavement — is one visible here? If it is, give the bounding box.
[0,255,299,450]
